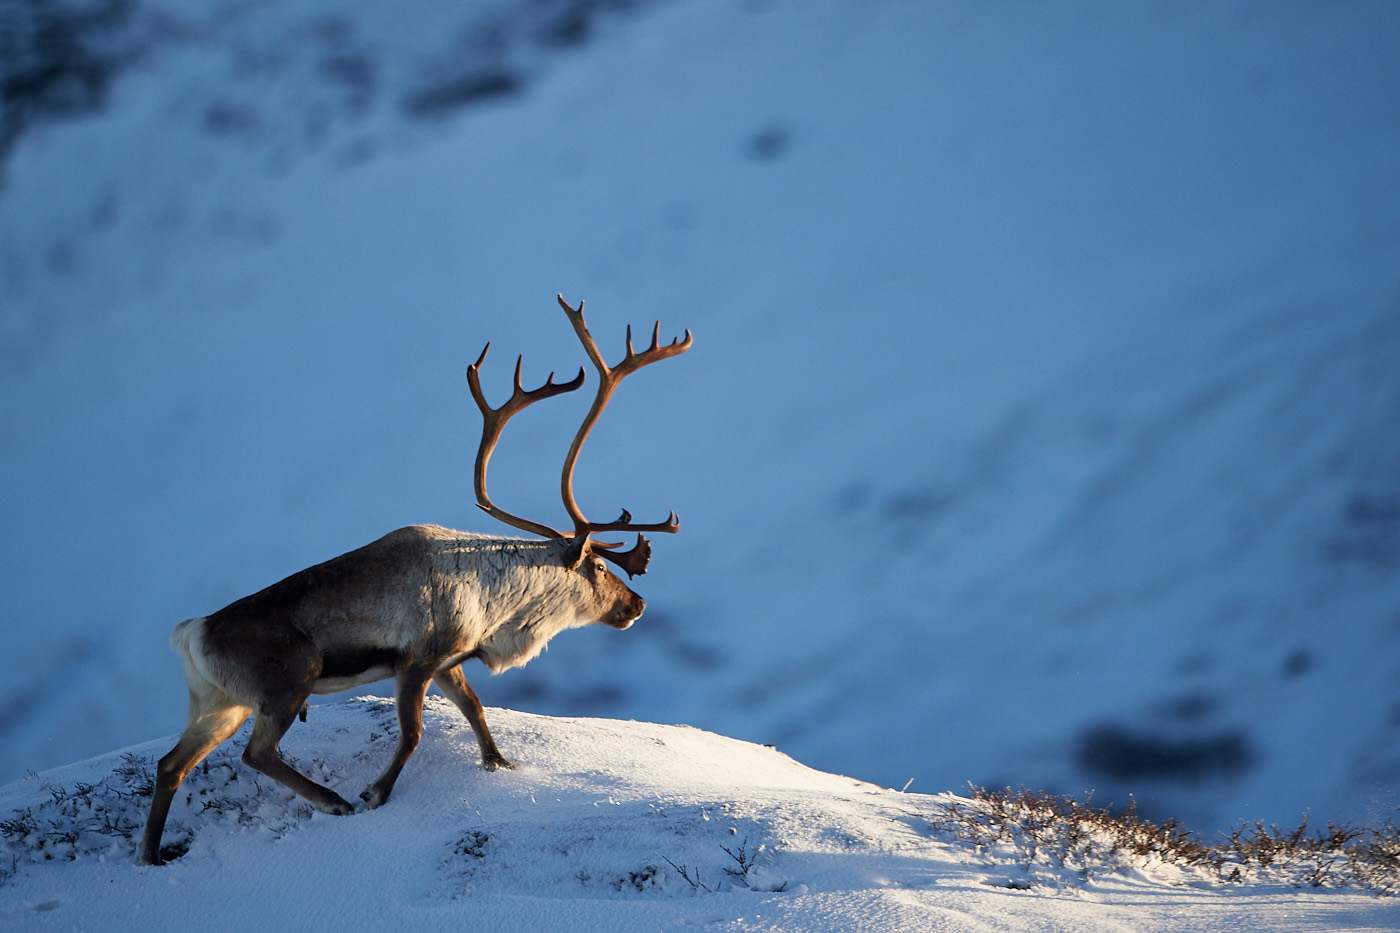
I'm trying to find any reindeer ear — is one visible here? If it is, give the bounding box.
[562,533,590,572]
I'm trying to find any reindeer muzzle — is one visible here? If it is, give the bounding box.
[606,595,644,629]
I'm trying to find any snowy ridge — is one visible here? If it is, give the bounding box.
[1,699,1396,932]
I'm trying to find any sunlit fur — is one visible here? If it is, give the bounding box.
[183,525,638,687]
[138,524,643,865]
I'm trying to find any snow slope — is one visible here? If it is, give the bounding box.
[2,700,1396,932]
[3,0,1400,838]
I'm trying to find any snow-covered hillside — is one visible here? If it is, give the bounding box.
[2,700,1396,931]
[3,0,1400,840]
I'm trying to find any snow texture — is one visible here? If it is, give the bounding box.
[2,699,1397,931]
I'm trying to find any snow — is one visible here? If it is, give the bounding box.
[2,699,1396,931]
[2,0,1400,897]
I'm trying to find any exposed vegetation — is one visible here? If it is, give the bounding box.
[0,741,348,873]
[930,786,1400,896]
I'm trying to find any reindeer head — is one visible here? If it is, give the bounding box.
[558,535,647,630]
[467,294,691,622]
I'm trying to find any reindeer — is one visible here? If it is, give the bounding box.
[137,295,690,865]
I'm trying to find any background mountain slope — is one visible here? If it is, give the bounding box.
[2,0,1399,835]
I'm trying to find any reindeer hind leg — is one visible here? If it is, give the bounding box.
[242,695,356,815]
[138,689,250,865]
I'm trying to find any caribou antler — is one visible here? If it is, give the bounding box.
[466,296,691,576]
[557,294,691,540]
[466,343,584,539]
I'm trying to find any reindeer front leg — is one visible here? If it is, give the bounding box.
[360,665,434,808]
[433,664,515,771]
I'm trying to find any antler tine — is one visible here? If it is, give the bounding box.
[467,340,585,539]
[591,534,653,578]
[556,294,690,542]
[616,321,694,377]
[588,509,681,535]
[556,295,694,378]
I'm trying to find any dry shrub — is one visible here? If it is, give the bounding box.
[930,786,1399,896]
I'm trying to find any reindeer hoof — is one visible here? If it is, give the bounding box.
[359,786,387,809]
[483,755,516,772]
[317,794,356,816]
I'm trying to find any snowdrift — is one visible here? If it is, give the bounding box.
[1,699,1394,932]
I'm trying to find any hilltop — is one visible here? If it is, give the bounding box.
[2,700,1395,931]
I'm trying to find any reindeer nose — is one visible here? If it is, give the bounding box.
[607,595,644,629]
